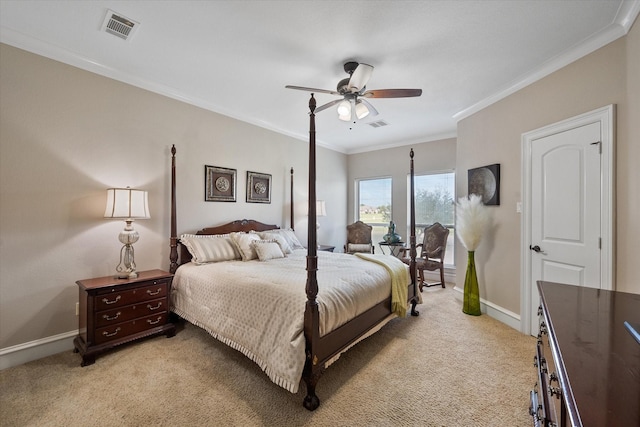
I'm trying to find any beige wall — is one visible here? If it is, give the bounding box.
[0,44,347,349]
[347,139,457,244]
[2,16,638,355]
[456,18,640,315]
[620,13,640,293]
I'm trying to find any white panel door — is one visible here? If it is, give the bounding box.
[522,105,614,336]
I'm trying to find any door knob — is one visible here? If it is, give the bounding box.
[529,245,542,253]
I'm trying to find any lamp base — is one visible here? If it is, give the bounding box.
[115,243,138,280]
[115,270,138,280]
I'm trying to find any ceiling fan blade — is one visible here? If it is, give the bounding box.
[285,85,340,96]
[315,99,343,113]
[347,63,374,92]
[360,98,378,117]
[362,88,422,98]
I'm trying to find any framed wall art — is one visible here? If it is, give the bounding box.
[468,163,500,205]
[205,165,236,202]
[246,171,271,204]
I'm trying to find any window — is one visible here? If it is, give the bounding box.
[357,177,392,245]
[409,172,456,266]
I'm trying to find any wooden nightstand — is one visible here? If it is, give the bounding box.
[73,269,176,366]
[318,245,335,252]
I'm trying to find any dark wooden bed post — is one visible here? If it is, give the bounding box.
[290,167,295,230]
[167,97,419,410]
[169,144,178,274]
[303,94,322,411]
[409,148,419,316]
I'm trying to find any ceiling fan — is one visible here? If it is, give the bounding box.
[286,61,422,121]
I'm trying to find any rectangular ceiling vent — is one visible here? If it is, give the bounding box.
[101,10,139,41]
[368,120,389,128]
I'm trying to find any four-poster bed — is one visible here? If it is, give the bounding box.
[168,94,420,410]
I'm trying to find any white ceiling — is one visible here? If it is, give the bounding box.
[1,1,638,154]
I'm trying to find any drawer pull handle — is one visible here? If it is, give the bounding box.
[147,288,162,296]
[147,302,162,311]
[103,327,121,337]
[103,312,121,321]
[539,321,547,336]
[147,317,162,325]
[549,386,562,398]
[102,295,121,305]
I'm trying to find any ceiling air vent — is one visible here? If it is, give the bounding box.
[101,10,139,41]
[368,120,389,128]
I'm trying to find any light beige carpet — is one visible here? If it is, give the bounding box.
[0,285,536,426]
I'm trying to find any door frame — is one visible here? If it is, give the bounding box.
[520,104,615,335]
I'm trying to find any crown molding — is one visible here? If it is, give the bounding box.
[0,26,307,147]
[345,131,457,155]
[453,0,639,122]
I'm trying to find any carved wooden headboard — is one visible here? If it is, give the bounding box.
[168,144,294,273]
[177,219,279,266]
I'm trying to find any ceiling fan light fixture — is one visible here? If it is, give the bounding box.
[285,61,422,123]
[355,100,370,119]
[338,112,351,122]
[336,100,351,116]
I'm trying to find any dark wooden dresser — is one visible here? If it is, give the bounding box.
[73,269,176,366]
[531,281,640,426]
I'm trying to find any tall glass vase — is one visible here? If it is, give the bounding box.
[463,250,481,315]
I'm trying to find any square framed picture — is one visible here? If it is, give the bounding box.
[468,163,500,205]
[246,171,271,204]
[205,165,236,202]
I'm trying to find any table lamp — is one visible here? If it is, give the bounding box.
[104,187,150,279]
[316,200,326,248]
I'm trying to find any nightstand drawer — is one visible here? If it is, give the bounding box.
[95,297,168,328]
[95,281,169,311]
[94,312,168,345]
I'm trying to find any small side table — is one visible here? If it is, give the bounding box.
[379,241,406,258]
[73,269,176,366]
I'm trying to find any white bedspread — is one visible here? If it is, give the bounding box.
[171,249,409,393]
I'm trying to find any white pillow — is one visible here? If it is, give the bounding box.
[347,243,373,254]
[229,232,261,261]
[266,228,304,250]
[258,231,292,254]
[252,240,285,261]
[180,234,240,264]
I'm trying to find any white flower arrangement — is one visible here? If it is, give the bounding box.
[456,194,491,251]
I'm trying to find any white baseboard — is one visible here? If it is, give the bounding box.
[451,286,521,331]
[0,330,77,371]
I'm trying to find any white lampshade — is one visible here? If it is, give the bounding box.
[104,187,150,219]
[316,200,327,217]
[336,100,351,116]
[355,100,370,119]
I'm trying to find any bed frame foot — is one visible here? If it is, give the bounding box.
[302,369,323,411]
[303,393,320,411]
[411,300,420,316]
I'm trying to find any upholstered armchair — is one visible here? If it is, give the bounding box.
[401,222,449,291]
[344,221,375,254]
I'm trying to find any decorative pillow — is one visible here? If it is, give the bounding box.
[347,243,373,253]
[252,240,286,261]
[180,234,240,264]
[258,231,292,254]
[229,232,262,261]
[265,228,304,250]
